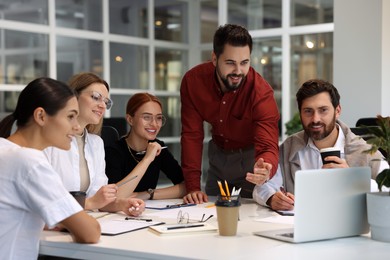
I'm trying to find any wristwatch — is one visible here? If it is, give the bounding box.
[147,188,155,200]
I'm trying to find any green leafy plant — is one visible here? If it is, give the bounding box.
[363,115,390,193]
[285,112,303,136]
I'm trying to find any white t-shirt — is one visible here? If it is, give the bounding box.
[0,138,82,260]
[44,131,108,198]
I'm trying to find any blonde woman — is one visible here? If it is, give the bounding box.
[44,72,144,215]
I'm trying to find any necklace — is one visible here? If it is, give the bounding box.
[75,129,85,138]
[127,143,141,163]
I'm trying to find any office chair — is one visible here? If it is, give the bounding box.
[355,117,378,127]
[101,125,120,148]
[103,117,128,137]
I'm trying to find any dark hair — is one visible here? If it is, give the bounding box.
[296,79,340,111]
[68,72,110,135]
[0,77,75,138]
[126,93,162,117]
[213,24,253,58]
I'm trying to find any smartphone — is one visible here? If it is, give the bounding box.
[275,209,294,216]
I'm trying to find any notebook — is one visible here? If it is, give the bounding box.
[254,167,371,243]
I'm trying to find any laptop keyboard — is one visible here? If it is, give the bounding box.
[280,232,294,238]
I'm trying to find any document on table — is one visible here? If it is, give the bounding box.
[97,215,164,236]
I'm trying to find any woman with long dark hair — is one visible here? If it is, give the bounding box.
[0,77,100,259]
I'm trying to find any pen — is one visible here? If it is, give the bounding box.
[125,217,153,222]
[166,203,196,208]
[280,186,287,196]
[280,186,294,206]
[167,224,204,230]
[117,175,138,187]
[136,146,167,155]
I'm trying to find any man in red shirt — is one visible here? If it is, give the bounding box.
[180,24,280,203]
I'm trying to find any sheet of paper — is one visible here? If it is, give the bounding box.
[97,214,163,236]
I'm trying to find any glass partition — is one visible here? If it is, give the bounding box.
[0,0,48,24]
[55,0,102,31]
[109,0,148,37]
[155,48,187,92]
[228,0,282,29]
[1,30,48,85]
[56,36,103,82]
[291,0,333,26]
[154,0,188,43]
[290,32,333,114]
[200,0,218,43]
[110,42,149,90]
[252,37,282,136]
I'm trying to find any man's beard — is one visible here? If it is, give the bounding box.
[303,114,336,141]
[216,64,245,92]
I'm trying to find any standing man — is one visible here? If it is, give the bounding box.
[253,79,388,210]
[180,24,280,203]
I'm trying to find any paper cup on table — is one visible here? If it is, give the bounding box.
[320,147,341,164]
[70,191,86,208]
[215,195,241,236]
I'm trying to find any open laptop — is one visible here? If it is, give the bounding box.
[254,167,371,243]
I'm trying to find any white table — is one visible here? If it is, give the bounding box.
[39,199,390,260]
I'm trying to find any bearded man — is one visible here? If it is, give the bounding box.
[253,79,388,210]
[180,24,280,203]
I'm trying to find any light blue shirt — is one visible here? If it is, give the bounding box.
[253,125,388,206]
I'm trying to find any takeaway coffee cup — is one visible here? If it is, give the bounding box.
[70,191,86,208]
[215,195,241,236]
[320,147,341,164]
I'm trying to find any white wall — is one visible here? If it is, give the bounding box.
[334,0,390,127]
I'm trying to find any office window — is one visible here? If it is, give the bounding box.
[154,0,188,43]
[2,30,48,85]
[55,0,102,32]
[201,50,212,63]
[156,96,181,138]
[252,37,282,135]
[0,90,20,114]
[228,0,282,29]
[200,0,218,43]
[0,0,48,24]
[110,42,149,90]
[291,0,333,26]
[0,0,335,158]
[155,48,187,92]
[290,32,333,114]
[109,0,148,37]
[56,36,103,82]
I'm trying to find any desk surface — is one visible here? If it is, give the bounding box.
[40,199,390,260]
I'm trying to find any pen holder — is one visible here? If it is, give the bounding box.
[215,195,241,236]
[70,191,86,209]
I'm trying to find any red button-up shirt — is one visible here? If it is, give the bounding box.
[180,62,280,192]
